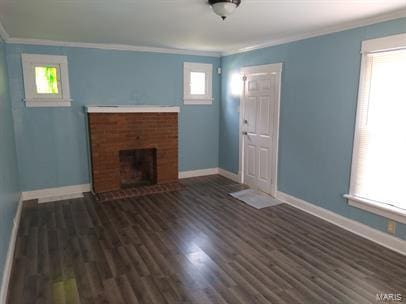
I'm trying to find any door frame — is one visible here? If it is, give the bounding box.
[238,63,282,197]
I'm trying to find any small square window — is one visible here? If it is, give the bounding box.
[184,62,213,105]
[190,72,206,95]
[34,66,60,94]
[22,54,71,107]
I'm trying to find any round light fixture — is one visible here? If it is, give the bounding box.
[208,0,241,20]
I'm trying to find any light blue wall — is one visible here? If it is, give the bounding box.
[6,45,221,191]
[3,18,406,243]
[0,39,20,285]
[220,17,406,240]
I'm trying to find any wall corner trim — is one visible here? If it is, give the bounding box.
[218,168,241,183]
[0,194,23,304]
[178,168,219,179]
[276,191,406,256]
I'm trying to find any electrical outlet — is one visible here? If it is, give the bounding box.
[387,220,396,235]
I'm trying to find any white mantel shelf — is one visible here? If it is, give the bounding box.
[86,105,180,113]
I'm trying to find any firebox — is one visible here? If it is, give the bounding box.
[119,148,157,188]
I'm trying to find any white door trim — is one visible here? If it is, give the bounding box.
[239,63,282,197]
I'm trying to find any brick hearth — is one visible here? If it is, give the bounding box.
[88,111,178,193]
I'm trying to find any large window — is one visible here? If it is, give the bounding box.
[22,54,71,107]
[346,33,406,223]
[183,62,213,104]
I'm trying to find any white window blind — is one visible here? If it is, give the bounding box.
[351,49,406,211]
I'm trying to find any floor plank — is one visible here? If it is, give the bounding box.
[7,175,406,304]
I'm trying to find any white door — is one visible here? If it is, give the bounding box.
[241,64,282,196]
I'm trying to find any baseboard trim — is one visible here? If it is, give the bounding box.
[179,168,242,181]
[21,169,222,201]
[276,191,406,256]
[22,184,91,202]
[37,192,85,204]
[178,168,219,179]
[20,168,241,201]
[218,168,241,183]
[0,194,23,304]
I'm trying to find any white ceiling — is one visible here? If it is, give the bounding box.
[0,0,405,54]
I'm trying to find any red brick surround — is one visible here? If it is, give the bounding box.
[88,112,178,193]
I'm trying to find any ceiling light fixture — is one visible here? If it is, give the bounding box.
[208,0,241,20]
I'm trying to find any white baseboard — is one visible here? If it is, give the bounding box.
[20,168,241,202]
[0,194,23,304]
[38,192,85,204]
[179,168,242,182]
[22,184,91,202]
[276,191,406,256]
[21,169,223,201]
[178,168,219,179]
[218,168,241,183]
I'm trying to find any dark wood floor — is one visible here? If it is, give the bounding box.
[7,175,406,304]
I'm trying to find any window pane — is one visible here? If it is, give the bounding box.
[354,50,406,209]
[190,72,206,95]
[35,66,59,94]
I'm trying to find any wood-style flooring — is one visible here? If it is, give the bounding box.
[7,175,406,304]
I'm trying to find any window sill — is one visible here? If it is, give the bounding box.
[25,99,72,108]
[183,98,213,105]
[344,194,406,224]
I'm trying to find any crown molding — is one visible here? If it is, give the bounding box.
[223,9,406,56]
[0,19,9,41]
[6,38,221,57]
[2,9,406,57]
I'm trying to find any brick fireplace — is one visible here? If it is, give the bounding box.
[87,106,179,193]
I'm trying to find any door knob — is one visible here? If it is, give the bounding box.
[242,131,248,135]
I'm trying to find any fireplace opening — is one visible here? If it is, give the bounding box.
[119,148,157,188]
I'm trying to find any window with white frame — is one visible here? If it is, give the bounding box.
[183,62,213,104]
[345,33,406,223]
[22,54,72,107]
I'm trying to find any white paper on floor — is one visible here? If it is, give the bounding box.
[229,189,283,209]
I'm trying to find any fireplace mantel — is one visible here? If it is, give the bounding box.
[87,105,180,113]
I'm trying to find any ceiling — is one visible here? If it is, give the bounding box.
[0,0,405,54]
